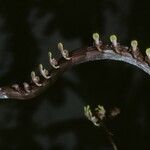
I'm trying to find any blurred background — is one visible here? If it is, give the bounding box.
[0,0,149,149]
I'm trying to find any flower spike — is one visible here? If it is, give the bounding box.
[131,40,138,52]
[31,71,42,86]
[23,82,30,93]
[48,51,60,69]
[39,64,51,79]
[0,33,150,100]
[58,43,71,60]
[92,33,102,51]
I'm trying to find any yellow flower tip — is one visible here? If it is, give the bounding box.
[92,33,101,51]
[110,35,117,42]
[110,35,117,47]
[92,33,99,41]
[31,71,35,77]
[58,42,63,49]
[39,64,50,79]
[146,48,150,58]
[131,40,138,47]
[39,64,43,68]
[23,82,30,93]
[31,71,42,86]
[58,42,71,60]
[48,51,52,58]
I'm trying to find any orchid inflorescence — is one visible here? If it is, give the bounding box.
[0,33,149,99]
[84,104,120,150]
[84,105,120,126]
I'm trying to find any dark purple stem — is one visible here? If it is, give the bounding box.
[0,44,149,100]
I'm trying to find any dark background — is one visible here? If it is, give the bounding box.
[0,0,149,149]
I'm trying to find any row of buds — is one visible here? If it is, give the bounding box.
[30,42,71,87]
[93,33,150,64]
[12,43,71,92]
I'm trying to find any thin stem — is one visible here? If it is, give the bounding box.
[100,122,118,150]
[108,134,118,150]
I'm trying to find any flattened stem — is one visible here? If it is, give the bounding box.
[0,46,150,100]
